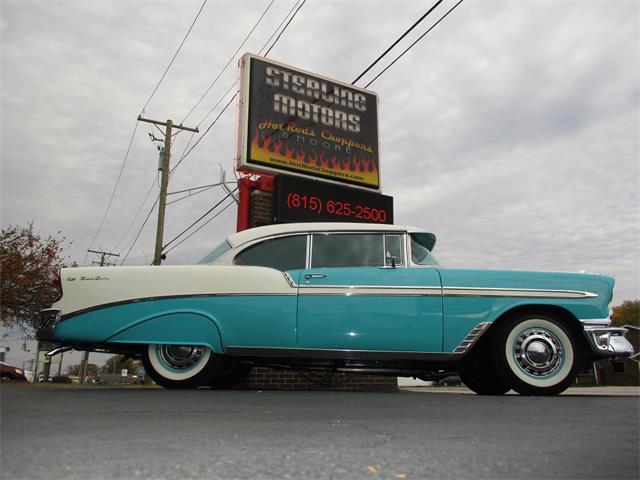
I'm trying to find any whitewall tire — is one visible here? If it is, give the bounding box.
[494,314,578,396]
[143,344,221,389]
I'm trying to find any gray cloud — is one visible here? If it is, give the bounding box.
[1,0,638,315]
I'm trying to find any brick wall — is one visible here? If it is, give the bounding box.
[236,367,398,392]
[250,190,274,227]
[245,182,398,392]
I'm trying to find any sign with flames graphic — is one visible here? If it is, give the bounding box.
[236,53,380,191]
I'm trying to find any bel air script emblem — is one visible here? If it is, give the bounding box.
[66,276,110,282]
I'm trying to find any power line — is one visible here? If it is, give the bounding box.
[171,91,238,174]
[164,198,236,256]
[84,119,139,265]
[119,195,159,265]
[257,0,302,55]
[140,0,209,115]
[195,81,238,128]
[119,254,154,264]
[187,0,304,128]
[171,0,307,175]
[363,0,465,89]
[147,0,307,256]
[352,0,444,85]
[162,189,237,251]
[181,0,276,125]
[112,175,158,253]
[89,1,208,263]
[169,0,307,175]
[263,0,306,57]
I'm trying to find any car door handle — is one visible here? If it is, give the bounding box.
[304,273,327,280]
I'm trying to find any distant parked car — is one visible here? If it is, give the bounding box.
[0,361,28,382]
[434,375,462,386]
[37,222,634,395]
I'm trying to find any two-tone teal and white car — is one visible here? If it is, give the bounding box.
[38,222,633,395]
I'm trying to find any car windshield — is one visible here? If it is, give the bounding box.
[410,233,439,266]
[196,240,231,265]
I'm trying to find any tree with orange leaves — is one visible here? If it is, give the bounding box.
[0,223,70,334]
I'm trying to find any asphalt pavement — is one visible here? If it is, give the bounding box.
[1,385,638,479]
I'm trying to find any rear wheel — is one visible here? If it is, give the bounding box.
[143,344,221,389]
[493,314,578,396]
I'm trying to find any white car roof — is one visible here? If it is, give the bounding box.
[226,222,428,248]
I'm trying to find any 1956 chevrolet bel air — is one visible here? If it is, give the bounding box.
[38,222,633,395]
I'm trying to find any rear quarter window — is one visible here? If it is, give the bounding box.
[233,235,306,271]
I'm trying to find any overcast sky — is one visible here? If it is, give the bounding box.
[1,0,638,369]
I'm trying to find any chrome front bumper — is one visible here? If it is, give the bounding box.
[582,319,634,357]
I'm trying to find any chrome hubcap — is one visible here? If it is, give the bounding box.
[157,345,206,371]
[514,329,563,377]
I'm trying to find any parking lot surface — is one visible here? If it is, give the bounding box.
[1,385,638,479]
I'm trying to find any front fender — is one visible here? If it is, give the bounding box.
[105,311,223,353]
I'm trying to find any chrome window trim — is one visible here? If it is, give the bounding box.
[305,234,312,269]
[382,234,405,267]
[297,284,596,299]
[309,231,409,269]
[230,233,309,270]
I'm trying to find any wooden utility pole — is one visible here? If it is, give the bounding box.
[137,116,199,265]
[87,249,120,267]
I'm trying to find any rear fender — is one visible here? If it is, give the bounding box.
[105,311,224,353]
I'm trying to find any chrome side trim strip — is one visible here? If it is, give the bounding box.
[453,322,492,353]
[282,272,297,288]
[299,285,441,296]
[225,346,462,361]
[59,293,297,321]
[297,284,596,299]
[442,287,597,299]
[45,346,72,358]
[579,317,612,326]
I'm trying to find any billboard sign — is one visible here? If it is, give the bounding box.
[236,54,380,191]
[274,175,393,224]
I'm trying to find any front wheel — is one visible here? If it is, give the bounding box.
[494,314,578,396]
[143,344,221,389]
[459,356,510,395]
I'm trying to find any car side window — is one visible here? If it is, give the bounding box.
[410,233,439,266]
[234,235,306,271]
[311,234,389,268]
